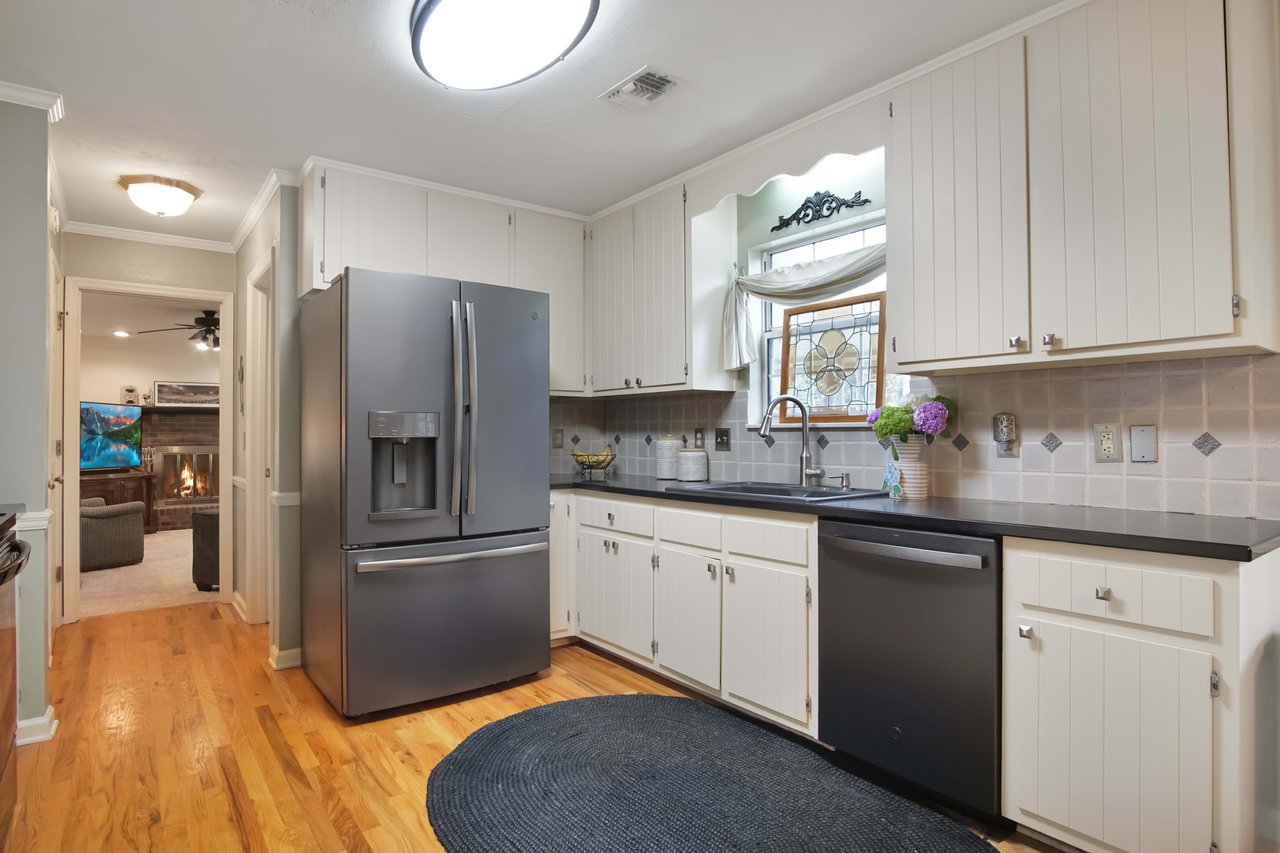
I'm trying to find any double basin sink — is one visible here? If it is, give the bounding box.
[667,481,886,504]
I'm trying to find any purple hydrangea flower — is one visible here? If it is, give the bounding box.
[867,407,881,426]
[912,400,949,436]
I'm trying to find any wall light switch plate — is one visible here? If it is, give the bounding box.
[1093,422,1123,462]
[694,428,706,449]
[714,428,731,451]
[552,428,564,450]
[1131,425,1158,462]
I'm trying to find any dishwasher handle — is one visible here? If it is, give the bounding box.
[821,535,986,570]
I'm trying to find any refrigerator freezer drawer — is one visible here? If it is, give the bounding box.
[341,531,550,716]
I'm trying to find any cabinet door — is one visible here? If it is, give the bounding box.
[427,192,513,286]
[1005,616,1211,852]
[612,539,655,661]
[323,168,429,281]
[888,38,1028,364]
[586,207,634,392]
[515,210,585,393]
[630,184,687,388]
[1026,0,1232,352]
[722,559,809,723]
[549,496,573,638]
[576,529,606,639]
[655,546,721,689]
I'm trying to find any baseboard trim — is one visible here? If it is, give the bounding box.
[269,645,301,670]
[16,706,58,745]
[232,591,250,622]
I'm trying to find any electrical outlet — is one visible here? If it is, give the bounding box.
[694,427,706,449]
[1093,422,1123,462]
[552,428,564,450]
[1131,425,1158,462]
[714,428,731,451]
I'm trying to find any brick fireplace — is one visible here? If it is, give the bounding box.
[142,409,219,531]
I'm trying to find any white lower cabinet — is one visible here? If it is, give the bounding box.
[722,558,810,725]
[548,496,573,640]
[575,528,654,662]
[655,545,721,690]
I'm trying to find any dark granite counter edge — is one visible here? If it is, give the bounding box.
[552,479,1276,563]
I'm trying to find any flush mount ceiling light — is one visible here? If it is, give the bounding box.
[117,175,202,217]
[112,330,130,338]
[410,0,599,90]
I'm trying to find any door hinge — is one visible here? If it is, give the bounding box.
[320,260,326,277]
[651,553,659,570]
[55,565,63,583]
[576,610,580,625]
[54,439,62,457]
[1210,671,1221,698]
[891,336,897,353]
[319,173,326,189]
[651,639,658,655]
[1211,844,1220,853]
[566,609,570,622]
[508,213,513,226]
[56,310,67,331]
[682,186,687,204]
[805,582,811,605]
[683,362,689,377]
[805,695,812,713]
[1232,294,1241,318]
[265,467,271,478]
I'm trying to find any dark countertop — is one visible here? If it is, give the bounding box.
[551,476,1280,562]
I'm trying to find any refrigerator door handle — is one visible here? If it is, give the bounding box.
[465,301,479,516]
[355,541,549,573]
[450,300,464,516]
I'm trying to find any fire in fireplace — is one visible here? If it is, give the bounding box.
[152,446,220,506]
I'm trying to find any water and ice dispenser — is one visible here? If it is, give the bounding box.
[368,411,439,518]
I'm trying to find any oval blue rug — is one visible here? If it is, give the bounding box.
[427,694,995,852]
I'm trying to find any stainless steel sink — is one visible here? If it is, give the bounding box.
[666,481,886,503]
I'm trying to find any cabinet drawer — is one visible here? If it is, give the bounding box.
[577,496,654,539]
[656,507,721,552]
[724,516,810,567]
[1025,557,1214,638]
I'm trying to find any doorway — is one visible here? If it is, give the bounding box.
[61,278,234,622]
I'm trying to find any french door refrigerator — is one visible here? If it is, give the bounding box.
[301,268,550,716]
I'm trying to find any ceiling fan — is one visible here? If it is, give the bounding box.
[137,309,221,350]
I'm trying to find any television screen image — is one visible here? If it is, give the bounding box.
[80,402,143,471]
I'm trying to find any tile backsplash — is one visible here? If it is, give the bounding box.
[551,354,1280,520]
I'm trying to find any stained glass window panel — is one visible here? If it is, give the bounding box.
[779,294,884,422]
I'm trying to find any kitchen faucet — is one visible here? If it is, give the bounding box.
[759,394,825,487]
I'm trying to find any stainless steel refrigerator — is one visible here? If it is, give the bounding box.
[300,268,550,717]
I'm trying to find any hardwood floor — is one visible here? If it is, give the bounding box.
[7,604,1053,852]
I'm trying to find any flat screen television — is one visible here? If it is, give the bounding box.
[79,402,143,471]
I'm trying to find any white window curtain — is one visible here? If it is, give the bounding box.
[721,243,887,370]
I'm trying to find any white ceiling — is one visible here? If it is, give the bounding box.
[81,292,220,340]
[1,0,1059,243]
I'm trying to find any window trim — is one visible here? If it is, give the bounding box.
[776,290,886,424]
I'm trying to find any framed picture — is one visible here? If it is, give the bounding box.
[153,381,219,408]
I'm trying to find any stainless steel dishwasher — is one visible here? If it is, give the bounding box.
[818,520,1000,816]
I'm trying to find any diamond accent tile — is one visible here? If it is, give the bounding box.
[1041,432,1063,453]
[1193,432,1221,456]
[762,434,776,448]
[613,434,621,446]
[570,434,580,447]
[644,434,653,446]
[682,434,689,446]
[878,438,892,451]
[951,433,970,452]
[816,434,830,449]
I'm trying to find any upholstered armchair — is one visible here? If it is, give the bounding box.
[80,498,145,571]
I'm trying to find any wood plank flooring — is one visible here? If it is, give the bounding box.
[7,604,1052,852]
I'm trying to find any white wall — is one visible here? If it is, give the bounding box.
[61,232,235,293]
[80,334,219,404]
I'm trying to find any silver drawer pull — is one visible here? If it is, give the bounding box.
[611,541,618,554]
[724,565,735,579]
[602,540,609,552]
[607,512,614,524]
[1042,332,1057,347]
[1018,624,1034,640]
[1008,335,1023,349]
[1095,585,1112,601]
[707,563,716,578]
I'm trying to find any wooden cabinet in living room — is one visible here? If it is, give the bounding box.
[516,210,585,394]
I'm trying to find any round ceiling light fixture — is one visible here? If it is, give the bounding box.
[410,0,599,91]
[112,330,130,338]
[117,175,202,217]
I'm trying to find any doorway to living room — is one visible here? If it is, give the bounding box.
[62,279,234,621]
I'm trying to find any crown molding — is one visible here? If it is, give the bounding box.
[230,168,300,254]
[61,221,235,254]
[299,155,591,222]
[0,81,63,122]
[587,0,1092,221]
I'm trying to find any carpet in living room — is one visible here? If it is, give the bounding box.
[79,529,219,618]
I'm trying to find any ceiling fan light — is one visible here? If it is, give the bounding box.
[112,330,130,338]
[410,0,599,91]
[118,175,202,217]
[195,340,210,351]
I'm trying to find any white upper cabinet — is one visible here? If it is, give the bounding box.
[298,165,428,297]
[586,205,634,392]
[888,38,1029,365]
[515,210,586,394]
[426,191,514,286]
[1026,0,1233,353]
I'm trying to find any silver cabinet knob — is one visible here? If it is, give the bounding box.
[624,378,632,388]
[1042,332,1057,346]
[607,512,614,524]
[707,563,716,578]
[1018,624,1034,639]
[611,541,619,554]
[602,539,609,551]
[1008,335,1023,349]
[724,565,735,579]
[635,377,643,387]
[1095,585,1111,601]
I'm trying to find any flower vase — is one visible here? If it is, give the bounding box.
[891,437,930,501]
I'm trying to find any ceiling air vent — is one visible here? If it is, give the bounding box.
[599,66,679,110]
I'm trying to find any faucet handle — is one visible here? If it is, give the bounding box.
[804,466,826,487]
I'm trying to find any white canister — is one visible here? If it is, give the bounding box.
[677,448,709,482]
[655,435,683,480]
